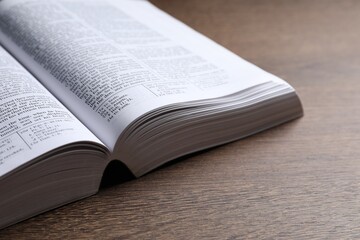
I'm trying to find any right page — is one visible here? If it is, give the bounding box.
[0,0,288,147]
[0,0,301,176]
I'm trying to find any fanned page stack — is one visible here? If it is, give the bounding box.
[0,0,303,229]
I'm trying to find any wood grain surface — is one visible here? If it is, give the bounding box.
[2,0,360,239]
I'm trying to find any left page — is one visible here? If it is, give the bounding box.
[0,45,106,177]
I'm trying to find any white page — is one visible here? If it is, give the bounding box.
[0,0,290,152]
[0,46,105,178]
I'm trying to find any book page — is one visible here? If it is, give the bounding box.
[0,46,105,177]
[0,0,289,151]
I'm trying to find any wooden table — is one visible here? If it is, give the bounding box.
[2,0,360,239]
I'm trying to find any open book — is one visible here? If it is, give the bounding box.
[0,0,303,229]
